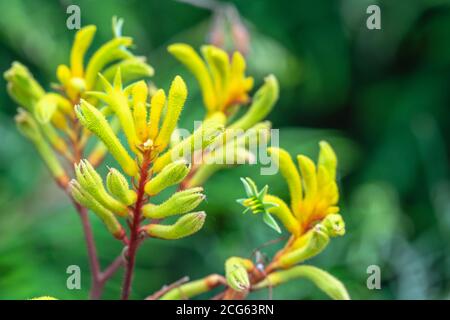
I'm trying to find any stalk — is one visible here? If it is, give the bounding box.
[121,150,152,299]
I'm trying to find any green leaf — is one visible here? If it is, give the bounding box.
[263,212,281,233]
[257,184,269,202]
[245,177,259,195]
[240,177,254,197]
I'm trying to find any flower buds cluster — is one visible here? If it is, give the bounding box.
[70,70,212,240]
[14,109,69,187]
[69,63,223,242]
[4,20,153,187]
[141,182,206,240]
[4,62,45,110]
[69,160,130,239]
[74,160,130,216]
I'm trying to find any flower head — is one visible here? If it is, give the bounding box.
[57,21,153,102]
[268,141,340,233]
[237,141,345,268]
[168,43,253,114]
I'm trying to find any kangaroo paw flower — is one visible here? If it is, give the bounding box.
[143,187,205,219]
[106,168,137,206]
[144,160,190,196]
[70,180,125,239]
[144,211,206,240]
[225,257,253,292]
[253,265,350,300]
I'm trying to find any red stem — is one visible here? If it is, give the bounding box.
[121,151,152,300]
[74,200,125,299]
[100,254,124,282]
[75,202,103,299]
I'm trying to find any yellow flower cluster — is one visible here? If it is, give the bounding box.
[269,141,341,235]
[230,142,349,299]
[4,17,349,301]
[168,44,253,114]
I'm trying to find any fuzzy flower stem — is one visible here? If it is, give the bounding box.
[121,150,152,300]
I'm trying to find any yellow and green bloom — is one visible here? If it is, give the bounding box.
[168,43,253,115]
[4,16,350,301]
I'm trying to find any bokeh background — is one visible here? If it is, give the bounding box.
[1,0,449,300]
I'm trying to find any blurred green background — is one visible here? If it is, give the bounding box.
[1,0,449,300]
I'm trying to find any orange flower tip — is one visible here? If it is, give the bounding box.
[114,228,126,240]
[57,175,70,189]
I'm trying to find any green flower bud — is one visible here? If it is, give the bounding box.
[144,160,190,196]
[237,121,272,148]
[75,99,138,176]
[182,163,221,188]
[322,214,345,237]
[106,168,137,206]
[70,25,96,77]
[39,93,73,118]
[102,57,154,86]
[87,116,121,167]
[224,146,256,165]
[275,224,330,269]
[253,265,350,300]
[4,62,45,111]
[152,113,225,173]
[225,257,252,292]
[228,75,279,131]
[15,109,41,142]
[15,109,68,187]
[160,274,225,300]
[84,36,133,90]
[154,76,188,152]
[142,187,205,219]
[199,121,270,169]
[70,180,125,239]
[144,211,206,240]
[168,43,216,112]
[75,160,129,216]
[89,71,139,153]
[35,94,58,124]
